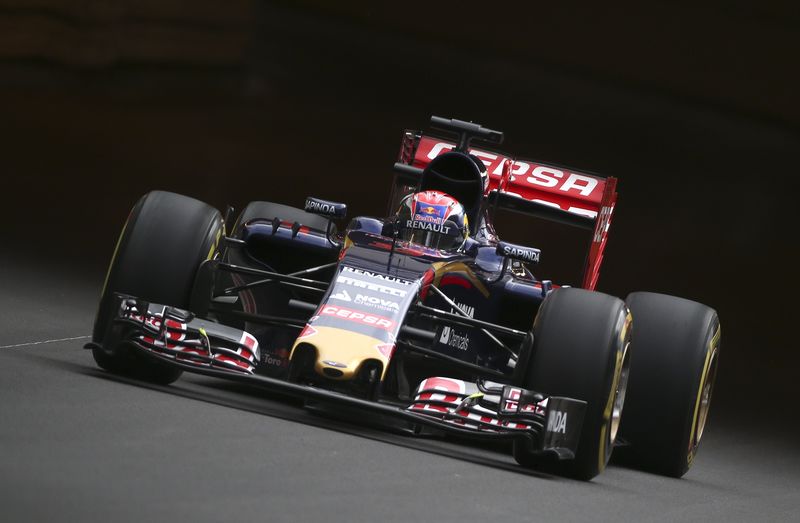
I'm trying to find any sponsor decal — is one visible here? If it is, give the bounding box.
[263,348,289,368]
[342,266,412,285]
[406,220,451,234]
[336,275,408,297]
[525,167,598,197]
[330,287,400,313]
[418,139,603,218]
[547,410,568,434]
[413,203,447,224]
[498,242,541,263]
[425,141,600,197]
[320,305,394,331]
[354,294,400,312]
[304,197,346,218]
[336,267,411,298]
[414,214,442,224]
[447,331,470,351]
[439,302,474,351]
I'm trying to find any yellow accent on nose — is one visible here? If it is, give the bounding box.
[290,326,391,381]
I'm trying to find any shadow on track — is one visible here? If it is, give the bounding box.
[11,346,661,485]
[70,360,562,481]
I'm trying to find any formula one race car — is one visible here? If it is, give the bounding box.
[87,116,721,480]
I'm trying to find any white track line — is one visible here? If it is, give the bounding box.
[0,335,90,349]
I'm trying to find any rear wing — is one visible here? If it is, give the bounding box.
[394,131,618,290]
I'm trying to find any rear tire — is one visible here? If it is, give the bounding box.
[616,292,721,477]
[513,288,631,480]
[92,191,224,384]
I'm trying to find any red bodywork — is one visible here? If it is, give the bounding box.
[401,134,618,290]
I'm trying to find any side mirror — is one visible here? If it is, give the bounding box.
[304,197,347,219]
[496,241,540,264]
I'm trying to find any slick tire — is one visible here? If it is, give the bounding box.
[91,191,224,385]
[513,288,632,480]
[615,292,721,477]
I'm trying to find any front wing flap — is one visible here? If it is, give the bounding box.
[110,294,260,374]
[409,377,586,459]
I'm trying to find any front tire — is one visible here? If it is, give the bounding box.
[92,191,224,384]
[513,288,632,480]
[616,292,721,477]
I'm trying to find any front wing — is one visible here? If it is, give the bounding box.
[94,295,587,459]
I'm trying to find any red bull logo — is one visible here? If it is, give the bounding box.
[413,202,447,224]
[414,213,444,224]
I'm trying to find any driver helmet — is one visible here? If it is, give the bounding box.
[396,190,469,251]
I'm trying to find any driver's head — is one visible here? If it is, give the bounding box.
[396,191,468,251]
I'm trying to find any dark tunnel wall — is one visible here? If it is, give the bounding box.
[288,1,800,127]
[0,2,798,432]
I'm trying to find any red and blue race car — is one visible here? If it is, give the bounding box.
[88,116,721,480]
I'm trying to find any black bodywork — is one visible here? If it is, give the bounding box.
[214,214,547,394]
[94,117,596,459]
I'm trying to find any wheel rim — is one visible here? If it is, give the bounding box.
[694,345,719,447]
[609,340,631,446]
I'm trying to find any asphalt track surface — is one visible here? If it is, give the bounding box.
[1,259,798,522]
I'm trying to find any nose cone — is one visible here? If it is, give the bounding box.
[291,326,394,381]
